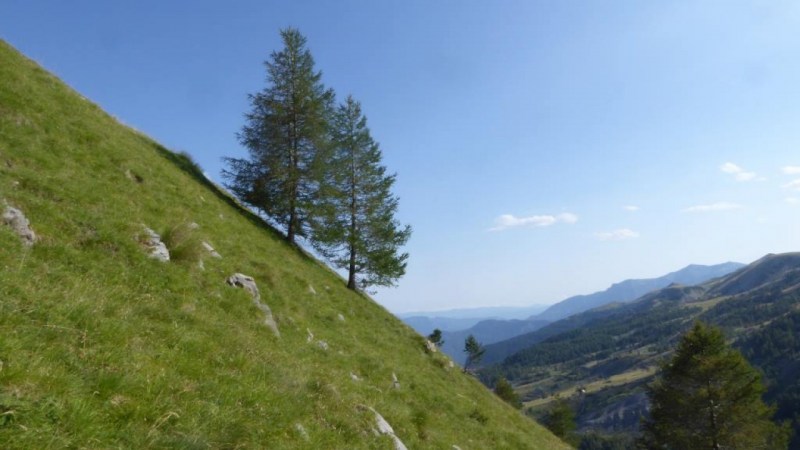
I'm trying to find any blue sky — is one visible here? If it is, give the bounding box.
[3,1,800,313]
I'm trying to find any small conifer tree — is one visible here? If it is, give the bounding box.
[493,377,522,409]
[223,28,334,244]
[309,95,410,290]
[463,335,485,373]
[427,329,444,347]
[639,322,790,449]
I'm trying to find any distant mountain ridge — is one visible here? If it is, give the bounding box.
[427,261,744,364]
[535,261,745,322]
[399,304,550,335]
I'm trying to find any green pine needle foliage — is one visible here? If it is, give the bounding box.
[640,322,791,449]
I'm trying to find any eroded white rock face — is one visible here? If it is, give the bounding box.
[226,273,280,337]
[2,205,36,246]
[142,227,169,262]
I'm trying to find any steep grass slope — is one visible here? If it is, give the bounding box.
[0,41,568,449]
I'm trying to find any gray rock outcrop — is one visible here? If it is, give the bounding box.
[371,408,408,450]
[2,204,36,246]
[424,340,438,353]
[142,227,169,262]
[226,273,280,337]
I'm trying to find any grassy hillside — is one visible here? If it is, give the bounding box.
[0,40,569,449]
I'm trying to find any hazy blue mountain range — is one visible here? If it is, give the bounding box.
[534,261,745,322]
[399,304,550,334]
[413,262,744,364]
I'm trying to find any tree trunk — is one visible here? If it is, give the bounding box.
[347,245,356,289]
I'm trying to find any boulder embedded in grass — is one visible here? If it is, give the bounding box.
[226,273,280,337]
[2,204,36,246]
[141,226,169,261]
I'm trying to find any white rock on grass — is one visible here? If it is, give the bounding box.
[371,408,408,450]
[350,372,361,382]
[2,204,36,246]
[308,284,316,295]
[142,226,169,262]
[294,423,309,441]
[337,313,345,322]
[226,273,280,337]
[202,241,222,258]
[317,340,329,351]
[391,372,400,389]
[424,340,438,353]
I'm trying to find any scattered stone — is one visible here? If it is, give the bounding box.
[11,181,19,188]
[350,372,361,382]
[425,340,438,353]
[317,340,329,351]
[337,313,346,322]
[452,446,463,450]
[371,408,408,450]
[324,285,331,291]
[448,361,455,369]
[294,423,309,441]
[202,241,222,258]
[308,284,316,295]
[2,204,36,246]
[124,169,143,183]
[226,273,280,337]
[391,372,400,389]
[219,213,224,220]
[188,222,200,230]
[307,328,314,343]
[142,226,169,262]
[226,273,260,300]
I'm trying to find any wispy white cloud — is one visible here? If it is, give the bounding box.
[595,228,640,241]
[490,212,578,231]
[682,202,743,213]
[782,166,800,175]
[783,179,800,191]
[622,205,640,212]
[720,162,760,182]
[786,197,800,205]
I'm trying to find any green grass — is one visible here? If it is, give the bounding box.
[0,40,569,449]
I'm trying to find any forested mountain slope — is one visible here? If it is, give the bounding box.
[450,262,742,366]
[0,40,568,449]
[480,253,800,447]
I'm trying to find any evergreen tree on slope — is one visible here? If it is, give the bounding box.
[223,28,334,244]
[310,96,410,290]
[639,322,790,449]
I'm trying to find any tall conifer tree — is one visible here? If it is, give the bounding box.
[310,96,410,290]
[639,322,789,449]
[223,28,333,244]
